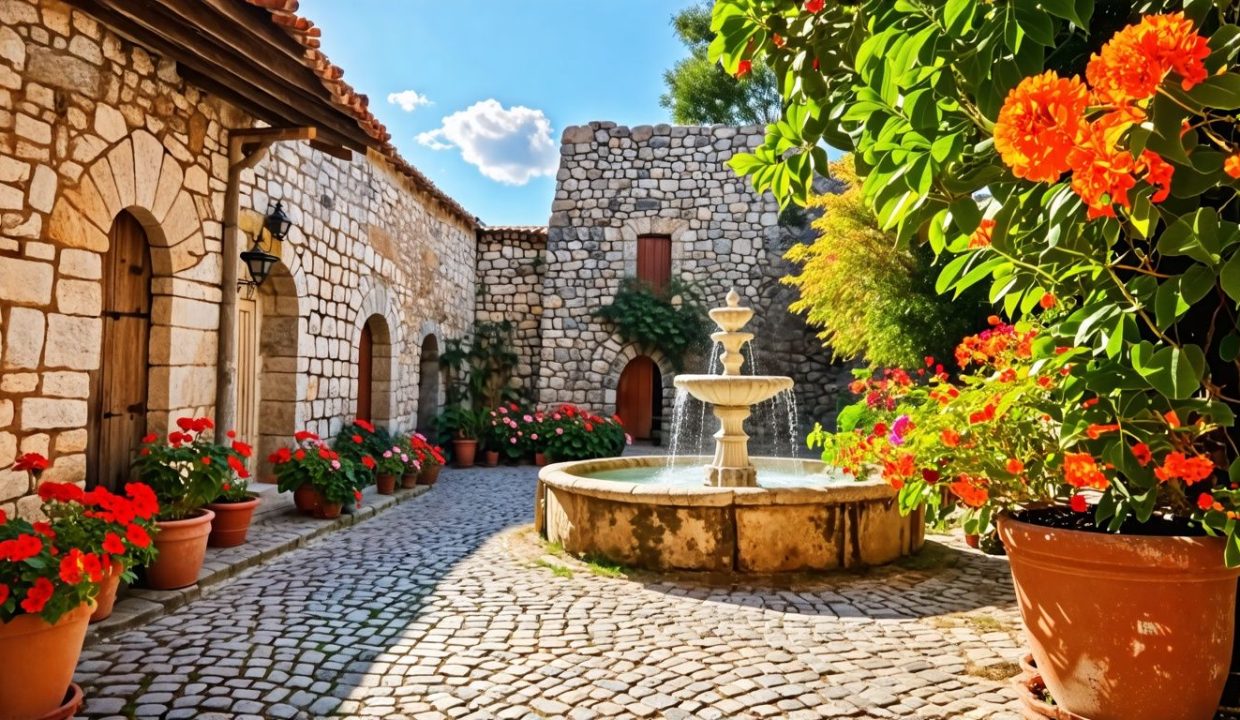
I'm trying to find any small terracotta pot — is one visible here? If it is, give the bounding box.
[484,450,500,467]
[418,464,442,486]
[964,533,980,549]
[0,603,92,720]
[401,472,418,489]
[999,513,1239,720]
[205,494,260,548]
[89,559,125,623]
[146,509,215,590]
[293,484,322,516]
[315,501,343,519]
[375,473,397,495]
[453,439,477,468]
[534,452,547,467]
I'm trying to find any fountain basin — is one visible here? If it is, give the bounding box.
[536,456,924,573]
[673,375,794,407]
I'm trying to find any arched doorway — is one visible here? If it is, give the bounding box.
[616,355,662,441]
[357,314,394,426]
[417,334,440,432]
[89,211,151,490]
[236,262,299,481]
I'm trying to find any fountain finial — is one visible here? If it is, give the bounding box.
[726,289,740,307]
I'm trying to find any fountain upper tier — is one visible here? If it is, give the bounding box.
[673,288,795,487]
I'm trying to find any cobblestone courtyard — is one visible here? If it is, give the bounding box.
[74,466,1025,720]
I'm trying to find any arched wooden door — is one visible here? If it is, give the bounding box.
[90,211,151,490]
[417,335,440,432]
[357,322,373,422]
[617,356,658,440]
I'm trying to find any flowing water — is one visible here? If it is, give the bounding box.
[588,460,849,488]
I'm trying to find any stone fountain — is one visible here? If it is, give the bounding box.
[674,289,793,487]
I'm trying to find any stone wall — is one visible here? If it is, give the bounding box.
[475,226,546,396]
[0,0,476,517]
[535,121,850,445]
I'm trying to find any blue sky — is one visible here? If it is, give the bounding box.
[299,0,699,226]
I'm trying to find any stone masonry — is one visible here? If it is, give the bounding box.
[0,0,476,517]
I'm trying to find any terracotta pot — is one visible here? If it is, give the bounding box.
[205,494,260,548]
[484,450,500,467]
[534,452,547,467]
[998,513,1238,720]
[401,472,418,489]
[418,464,442,486]
[293,484,322,516]
[453,439,477,468]
[30,683,83,720]
[375,473,396,495]
[315,501,342,519]
[89,559,125,623]
[964,533,980,549]
[145,509,215,590]
[0,603,92,720]
[1016,673,1092,720]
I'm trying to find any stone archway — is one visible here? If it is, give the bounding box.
[597,343,677,444]
[50,128,214,441]
[350,278,404,429]
[357,314,394,427]
[417,333,440,432]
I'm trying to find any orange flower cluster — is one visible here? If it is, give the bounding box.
[949,475,989,508]
[1153,451,1214,485]
[994,14,1208,218]
[968,218,995,248]
[1063,452,1109,490]
[954,321,1034,370]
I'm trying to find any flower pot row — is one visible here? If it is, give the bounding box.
[475,446,549,468]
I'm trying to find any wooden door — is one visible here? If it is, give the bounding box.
[90,212,151,490]
[637,235,672,292]
[357,322,373,421]
[617,356,656,440]
[235,296,259,473]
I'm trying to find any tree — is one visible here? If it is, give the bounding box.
[784,156,988,368]
[660,2,781,126]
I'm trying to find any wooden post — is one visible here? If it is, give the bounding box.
[215,127,316,433]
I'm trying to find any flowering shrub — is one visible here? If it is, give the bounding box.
[716,4,1240,561]
[542,404,630,462]
[332,419,381,486]
[374,443,408,477]
[409,434,445,469]
[392,436,422,476]
[131,417,251,520]
[1,457,158,623]
[270,431,365,506]
[487,404,546,460]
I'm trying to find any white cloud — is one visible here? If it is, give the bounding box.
[416,99,559,185]
[387,90,432,112]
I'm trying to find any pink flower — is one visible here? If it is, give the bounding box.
[383,451,392,459]
[400,454,409,463]
[531,434,539,441]
[523,414,533,422]
[625,433,633,445]
[555,427,564,435]
[498,407,508,414]
[331,460,341,470]
[510,437,518,444]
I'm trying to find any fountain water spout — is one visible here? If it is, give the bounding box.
[673,289,793,487]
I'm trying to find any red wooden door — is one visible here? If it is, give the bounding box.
[636,235,671,292]
[617,356,656,440]
[90,211,151,490]
[357,322,373,422]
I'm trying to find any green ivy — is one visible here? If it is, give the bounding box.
[596,278,712,371]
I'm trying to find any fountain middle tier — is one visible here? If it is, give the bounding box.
[673,374,792,408]
[674,374,794,487]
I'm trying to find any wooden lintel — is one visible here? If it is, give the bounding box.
[232,127,317,143]
[309,140,353,161]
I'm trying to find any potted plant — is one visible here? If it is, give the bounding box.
[438,405,485,468]
[32,472,160,623]
[205,434,258,548]
[543,404,630,462]
[0,459,155,718]
[412,434,445,485]
[272,433,364,519]
[132,417,245,590]
[394,436,421,489]
[373,444,405,495]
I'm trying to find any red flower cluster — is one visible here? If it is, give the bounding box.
[1063,452,1109,490]
[954,321,1035,370]
[13,453,49,474]
[949,475,989,508]
[1153,452,1214,485]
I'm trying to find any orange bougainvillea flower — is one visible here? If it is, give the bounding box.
[940,428,960,448]
[968,218,995,249]
[1086,423,1120,440]
[949,475,989,508]
[1067,118,1140,218]
[1039,292,1056,309]
[1006,458,1025,474]
[1131,442,1152,467]
[1226,153,1240,179]
[1153,451,1214,485]
[1086,12,1209,105]
[1064,452,1109,490]
[994,71,1089,183]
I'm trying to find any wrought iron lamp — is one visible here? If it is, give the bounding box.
[238,201,290,292]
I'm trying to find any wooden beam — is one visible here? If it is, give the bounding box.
[309,140,353,161]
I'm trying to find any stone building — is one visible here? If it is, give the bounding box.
[0,0,476,517]
[475,122,849,446]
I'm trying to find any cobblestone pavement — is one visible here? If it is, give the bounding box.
[75,465,1025,720]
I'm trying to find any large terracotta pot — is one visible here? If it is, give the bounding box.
[419,464,442,486]
[0,603,92,720]
[401,472,418,489]
[292,484,322,516]
[453,439,477,468]
[145,509,215,590]
[484,450,500,467]
[1016,673,1090,720]
[375,473,396,495]
[89,559,125,623]
[205,494,260,548]
[534,452,548,467]
[314,500,342,519]
[998,513,1239,720]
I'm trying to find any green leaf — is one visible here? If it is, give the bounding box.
[1186,73,1240,109]
[1221,250,1240,303]
[1131,342,1203,400]
[1039,0,1093,27]
[943,0,975,35]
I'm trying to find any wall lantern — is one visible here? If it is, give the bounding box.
[238,201,290,293]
